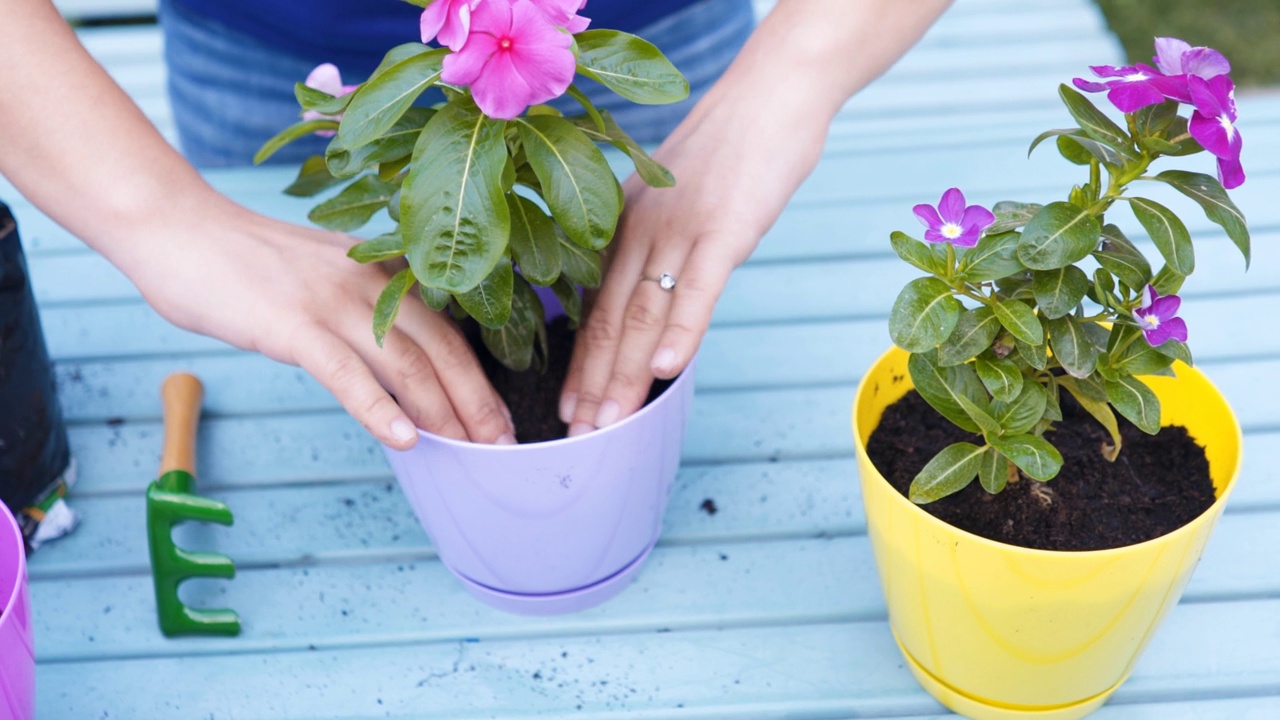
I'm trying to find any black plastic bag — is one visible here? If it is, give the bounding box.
[0,202,70,524]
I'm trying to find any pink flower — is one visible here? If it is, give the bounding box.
[1151,36,1231,103]
[912,188,995,248]
[441,0,576,120]
[528,0,590,32]
[420,0,482,52]
[1072,63,1185,113]
[1133,286,1188,346]
[1187,74,1244,189]
[302,63,359,137]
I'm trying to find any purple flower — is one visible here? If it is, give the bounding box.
[1187,74,1244,189]
[1151,37,1231,102]
[912,188,995,248]
[1073,62,1181,113]
[1133,286,1188,346]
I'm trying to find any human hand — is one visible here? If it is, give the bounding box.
[557,76,832,436]
[123,202,516,450]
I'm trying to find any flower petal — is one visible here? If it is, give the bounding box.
[938,188,966,224]
[1107,81,1167,113]
[441,32,500,85]
[1073,78,1110,93]
[419,1,449,45]
[435,1,475,51]
[305,63,345,96]
[951,228,981,248]
[1218,153,1246,190]
[1146,316,1188,346]
[923,228,948,244]
[960,204,996,235]
[469,49,535,119]
[1189,109,1237,159]
[1149,293,1181,321]
[1181,47,1230,79]
[913,203,943,231]
[1153,37,1192,75]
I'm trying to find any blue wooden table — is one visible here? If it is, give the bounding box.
[11,0,1280,716]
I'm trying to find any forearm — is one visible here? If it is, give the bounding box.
[727,0,955,119]
[0,0,238,276]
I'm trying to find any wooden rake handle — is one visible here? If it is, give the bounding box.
[159,372,203,475]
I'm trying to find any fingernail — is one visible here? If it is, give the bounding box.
[496,432,517,445]
[501,404,513,425]
[595,400,621,428]
[390,418,417,444]
[559,393,577,423]
[652,348,677,374]
[568,422,594,437]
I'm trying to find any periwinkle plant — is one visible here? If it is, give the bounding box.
[257,0,689,372]
[888,37,1250,504]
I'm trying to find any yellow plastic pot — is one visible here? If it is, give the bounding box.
[852,346,1241,720]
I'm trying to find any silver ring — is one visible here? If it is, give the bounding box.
[642,272,676,291]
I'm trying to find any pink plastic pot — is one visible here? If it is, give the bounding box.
[0,503,34,720]
[383,360,696,615]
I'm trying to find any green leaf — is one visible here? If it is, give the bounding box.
[890,231,948,276]
[1060,375,1124,457]
[992,299,1042,345]
[402,102,510,293]
[908,442,986,503]
[1028,128,1079,157]
[1154,338,1193,366]
[1106,375,1162,434]
[568,109,675,187]
[955,393,1002,438]
[958,231,1023,281]
[1152,170,1250,268]
[991,380,1048,435]
[888,278,962,353]
[419,285,451,312]
[1056,135,1095,165]
[558,233,603,287]
[907,352,986,434]
[1032,265,1090,319]
[1046,315,1099,378]
[284,155,345,197]
[1108,323,1175,376]
[987,203,1043,235]
[1140,136,1183,154]
[347,232,405,263]
[976,356,1024,403]
[978,447,1011,494]
[326,107,435,178]
[1057,84,1137,159]
[480,275,543,372]
[1063,133,1130,167]
[551,276,583,325]
[575,29,690,104]
[989,434,1063,481]
[937,307,1000,366]
[565,83,606,134]
[308,174,398,232]
[336,47,445,152]
[456,258,514,329]
[1017,202,1101,270]
[255,119,339,165]
[1134,99,1179,137]
[1094,223,1152,290]
[294,82,353,115]
[507,195,562,286]
[372,268,416,347]
[1016,338,1048,371]
[517,115,622,250]
[1157,116,1204,156]
[1129,197,1194,276]
[1151,264,1186,296]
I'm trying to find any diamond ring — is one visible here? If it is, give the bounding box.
[642,272,676,291]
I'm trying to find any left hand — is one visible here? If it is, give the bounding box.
[557,77,832,436]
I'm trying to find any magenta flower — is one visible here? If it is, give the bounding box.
[528,0,590,33]
[1133,286,1188,346]
[1187,74,1244,189]
[441,0,576,120]
[420,0,482,52]
[1151,37,1231,102]
[912,188,995,248]
[301,63,359,137]
[1072,63,1183,113]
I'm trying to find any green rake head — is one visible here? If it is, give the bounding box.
[145,373,241,637]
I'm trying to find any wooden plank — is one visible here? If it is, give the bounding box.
[32,599,1280,718]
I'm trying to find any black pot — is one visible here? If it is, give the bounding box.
[0,202,70,522]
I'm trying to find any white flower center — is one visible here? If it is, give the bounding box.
[1142,314,1160,329]
[1218,115,1236,140]
[1124,72,1149,82]
[940,223,963,239]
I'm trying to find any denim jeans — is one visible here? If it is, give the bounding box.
[160,0,755,168]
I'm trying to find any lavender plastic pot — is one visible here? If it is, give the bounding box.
[383,360,696,615]
[0,503,34,720]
